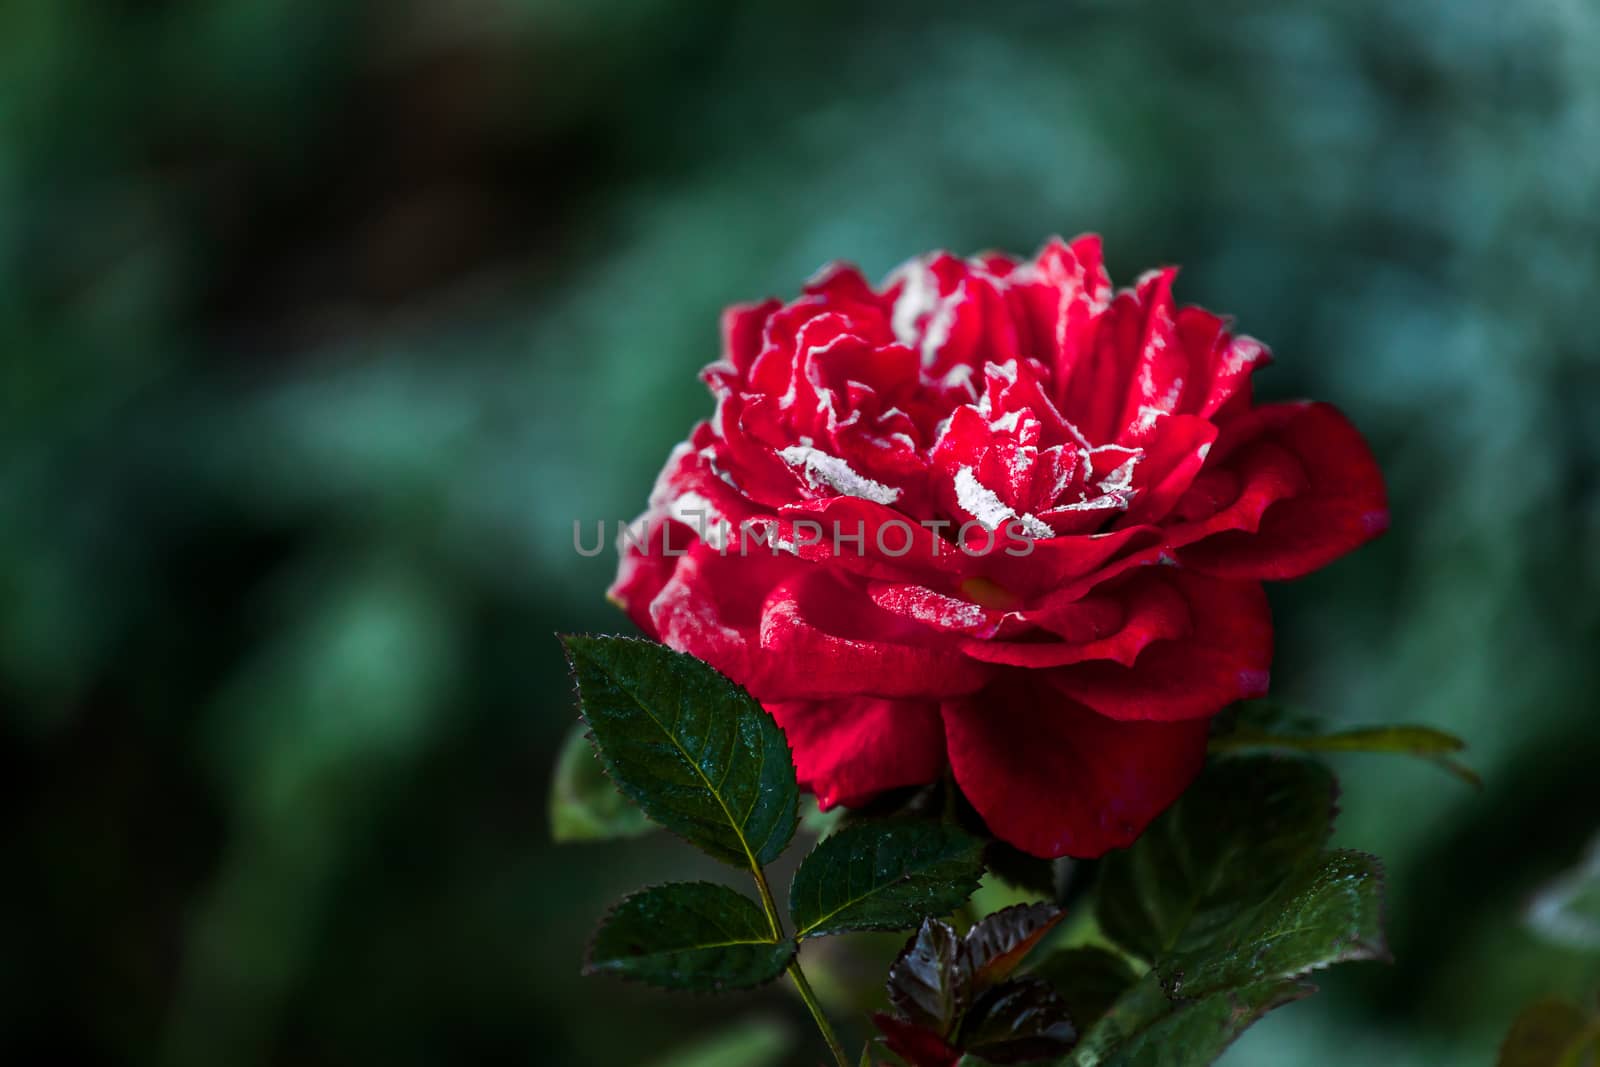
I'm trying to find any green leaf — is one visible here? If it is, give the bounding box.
[961,977,1078,1064]
[1096,757,1336,963]
[1071,757,1392,1066]
[1215,700,1321,735]
[1163,849,1389,997]
[983,842,1060,897]
[789,820,985,938]
[1089,977,1312,1067]
[1066,972,1171,1066]
[1212,702,1478,786]
[1029,947,1141,1034]
[586,882,794,991]
[562,635,798,868]
[1496,998,1598,1067]
[549,721,655,842]
[887,918,966,1035]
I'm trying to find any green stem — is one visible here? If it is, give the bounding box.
[751,864,784,941]
[786,958,851,1067]
[750,866,850,1067]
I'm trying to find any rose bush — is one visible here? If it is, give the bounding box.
[609,236,1386,858]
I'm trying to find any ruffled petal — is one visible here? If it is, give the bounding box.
[868,581,1006,637]
[976,524,1164,600]
[648,543,797,685]
[651,549,991,703]
[605,514,695,637]
[756,569,991,700]
[1044,571,1272,721]
[959,570,1189,668]
[716,298,781,379]
[1172,308,1270,420]
[1025,234,1111,394]
[770,697,946,809]
[1060,268,1176,446]
[756,497,974,582]
[1117,413,1219,527]
[1177,402,1388,579]
[943,674,1210,858]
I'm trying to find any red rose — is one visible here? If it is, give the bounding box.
[608,236,1386,858]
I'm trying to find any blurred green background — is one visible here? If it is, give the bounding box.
[4,1,1598,1064]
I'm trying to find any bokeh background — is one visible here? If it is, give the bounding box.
[5,1,1599,1064]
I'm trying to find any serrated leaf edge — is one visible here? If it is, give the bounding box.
[583,880,796,993]
[559,633,800,874]
[789,819,985,940]
[1159,848,1392,999]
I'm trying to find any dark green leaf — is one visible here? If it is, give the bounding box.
[1093,978,1312,1067]
[1096,757,1336,962]
[1029,947,1141,1034]
[586,882,794,991]
[887,918,965,1035]
[1163,850,1389,997]
[789,820,985,938]
[983,842,1061,898]
[549,721,655,842]
[963,902,1066,993]
[1074,758,1392,1065]
[1066,972,1172,1066]
[1216,700,1322,735]
[960,977,1077,1064]
[1496,998,1596,1067]
[562,635,798,868]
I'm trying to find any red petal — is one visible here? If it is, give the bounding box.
[1117,413,1219,526]
[770,697,946,808]
[959,570,1189,668]
[1044,571,1272,721]
[756,569,990,700]
[1060,286,1144,445]
[1174,308,1271,419]
[717,298,781,378]
[1164,439,1307,547]
[649,546,989,703]
[943,674,1210,858]
[977,524,1163,600]
[648,543,796,686]
[1112,268,1187,439]
[1178,402,1388,579]
[606,515,695,636]
[765,497,973,582]
[803,260,891,321]
[868,582,1005,637]
[656,426,786,525]
[1026,235,1111,395]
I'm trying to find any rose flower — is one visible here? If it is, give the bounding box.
[608,236,1386,858]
